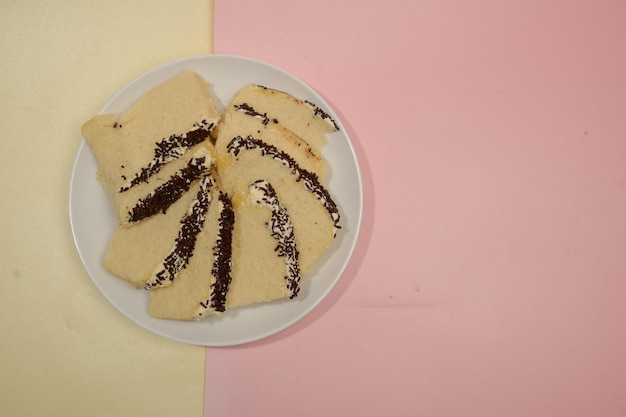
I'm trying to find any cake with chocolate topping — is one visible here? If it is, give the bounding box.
[225,84,338,154]
[224,179,301,310]
[82,71,342,321]
[81,70,220,226]
[214,102,328,182]
[104,169,210,288]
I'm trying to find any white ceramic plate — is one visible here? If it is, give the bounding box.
[69,54,362,346]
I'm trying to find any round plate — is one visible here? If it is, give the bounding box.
[69,54,362,346]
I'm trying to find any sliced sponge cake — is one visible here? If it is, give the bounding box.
[214,104,328,182]
[225,179,300,311]
[225,84,338,154]
[103,143,215,288]
[81,70,220,226]
[82,71,343,321]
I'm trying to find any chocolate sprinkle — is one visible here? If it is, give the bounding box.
[119,119,214,192]
[251,84,338,130]
[207,192,235,312]
[234,103,271,126]
[127,156,210,223]
[305,100,339,130]
[227,135,341,236]
[249,180,301,298]
[145,174,215,289]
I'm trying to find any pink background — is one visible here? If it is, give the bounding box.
[207,1,626,416]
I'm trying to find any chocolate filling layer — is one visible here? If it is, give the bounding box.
[127,155,210,223]
[227,135,341,236]
[119,119,214,192]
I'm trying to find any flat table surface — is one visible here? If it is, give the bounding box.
[3,1,626,416]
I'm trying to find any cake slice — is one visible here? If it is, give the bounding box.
[104,176,204,288]
[219,135,340,277]
[214,104,328,182]
[225,179,301,311]
[81,70,220,225]
[225,84,338,154]
[103,146,215,288]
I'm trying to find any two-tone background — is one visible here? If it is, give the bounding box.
[3,1,626,416]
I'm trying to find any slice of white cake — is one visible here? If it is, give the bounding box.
[82,70,220,225]
[104,174,205,288]
[214,105,328,182]
[103,142,215,288]
[226,84,338,154]
[225,179,300,311]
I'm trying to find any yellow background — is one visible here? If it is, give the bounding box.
[0,1,213,416]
